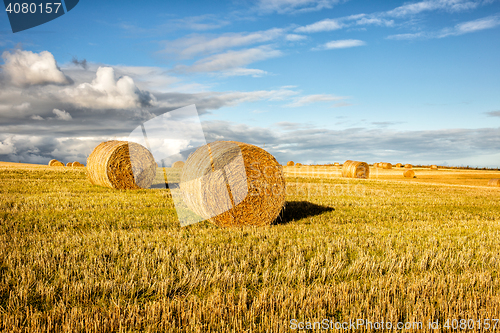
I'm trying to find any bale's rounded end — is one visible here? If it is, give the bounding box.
[404,169,415,178]
[405,164,412,169]
[342,160,369,179]
[172,161,185,168]
[287,161,295,166]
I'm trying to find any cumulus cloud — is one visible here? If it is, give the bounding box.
[314,39,366,50]
[0,136,16,154]
[52,108,72,120]
[176,46,282,73]
[63,67,156,109]
[1,50,72,87]
[161,28,284,59]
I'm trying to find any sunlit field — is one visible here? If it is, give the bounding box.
[1,162,500,332]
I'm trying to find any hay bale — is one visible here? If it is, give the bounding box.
[404,169,416,178]
[66,162,73,167]
[72,161,85,167]
[296,163,302,167]
[342,160,369,179]
[86,140,156,190]
[180,141,285,227]
[488,179,500,187]
[381,162,393,169]
[405,164,412,169]
[172,161,185,168]
[333,162,340,166]
[430,165,438,170]
[48,159,64,167]
[287,161,295,166]
[396,163,403,168]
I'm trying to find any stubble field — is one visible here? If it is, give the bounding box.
[1,162,500,332]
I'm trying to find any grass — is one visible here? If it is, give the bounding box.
[1,164,500,332]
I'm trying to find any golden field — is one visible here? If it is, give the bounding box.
[1,162,500,332]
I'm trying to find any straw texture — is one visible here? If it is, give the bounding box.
[404,169,416,178]
[488,179,500,187]
[86,140,156,190]
[342,160,369,179]
[180,141,285,227]
[172,161,185,168]
[286,161,295,166]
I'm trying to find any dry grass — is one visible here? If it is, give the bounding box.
[1,163,500,332]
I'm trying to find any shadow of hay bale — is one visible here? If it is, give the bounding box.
[274,201,334,225]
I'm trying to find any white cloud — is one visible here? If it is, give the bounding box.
[386,0,480,17]
[386,32,425,40]
[295,19,344,33]
[256,0,342,14]
[315,39,366,50]
[30,115,44,120]
[286,34,307,41]
[52,108,72,121]
[219,68,269,77]
[285,94,346,107]
[0,136,16,154]
[177,46,282,73]
[1,50,71,87]
[161,28,284,59]
[63,67,156,109]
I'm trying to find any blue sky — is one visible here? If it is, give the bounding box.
[0,0,499,166]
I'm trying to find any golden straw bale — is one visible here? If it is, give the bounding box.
[342,160,369,179]
[66,162,73,167]
[381,162,393,169]
[405,164,412,169]
[48,159,62,166]
[396,163,403,168]
[430,165,438,170]
[404,169,416,178]
[296,163,302,167]
[172,161,185,168]
[488,179,500,187]
[86,140,156,190]
[333,162,340,166]
[180,141,285,227]
[72,161,85,167]
[287,161,295,166]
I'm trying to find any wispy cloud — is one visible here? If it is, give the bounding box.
[52,109,72,121]
[285,94,347,107]
[295,19,344,33]
[314,39,366,50]
[386,0,481,17]
[387,15,500,39]
[286,34,307,41]
[486,110,500,117]
[160,28,284,59]
[256,0,344,14]
[175,46,282,74]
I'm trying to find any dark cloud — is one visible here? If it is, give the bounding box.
[71,56,88,70]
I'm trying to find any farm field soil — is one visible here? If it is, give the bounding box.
[1,163,500,332]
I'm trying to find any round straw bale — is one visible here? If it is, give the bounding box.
[333,162,340,166]
[396,163,403,168]
[382,162,393,169]
[405,164,412,168]
[430,165,438,170]
[488,179,500,187]
[86,140,156,190]
[287,161,295,166]
[404,169,416,178]
[66,162,73,167]
[180,141,285,227]
[342,160,369,179]
[296,163,302,167]
[48,159,62,166]
[172,161,185,168]
[72,161,85,167]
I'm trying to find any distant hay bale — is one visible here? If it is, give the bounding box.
[382,162,393,169]
[180,141,285,228]
[430,165,438,170]
[488,179,500,187]
[72,161,84,167]
[342,160,369,179]
[405,164,412,169]
[287,161,295,166]
[172,161,185,168]
[396,163,403,168]
[333,162,340,166]
[404,169,416,178]
[86,140,156,190]
[48,159,64,167]
[66,162,73,167]
[296,163,302,167]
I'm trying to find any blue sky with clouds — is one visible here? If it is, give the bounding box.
[0,0,499,166]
